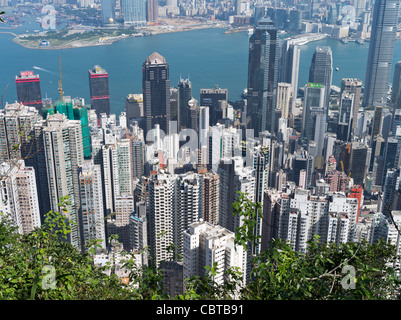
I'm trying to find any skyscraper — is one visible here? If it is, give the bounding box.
[142,52,171,135]
[43,113,84,250]
[337,90,354,142]
[301,83,326,156]
[88,65,110,116]
[178,78,192,131]
[15,71,43,111]
[279,40,300,113]
[79,161,106,251]
[246,16,280,135]
[362,0,399,107]
[308,46,332,115]
[392,62,401,112]
[341,78,362,132]
[276,82,292,119]
[101,0,114,25]
[147,0,158,22]
[199,86,228,127]
[123,0,147,26]
[0,102,39,163]
[0,160,41,235]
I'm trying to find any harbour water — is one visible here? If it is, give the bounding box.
[2,20,401,115]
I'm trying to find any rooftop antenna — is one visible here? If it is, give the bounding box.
[58,55,64,101]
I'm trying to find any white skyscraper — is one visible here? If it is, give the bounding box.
[0,160,40,234]
[79,160,106,251]
[148,173,175,266]
[43,113,84,249]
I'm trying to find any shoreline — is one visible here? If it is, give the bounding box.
[10,23,228,50]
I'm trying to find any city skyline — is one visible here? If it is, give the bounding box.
[2,0,401,301]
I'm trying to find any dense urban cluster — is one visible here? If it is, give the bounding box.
[2,0,401,299]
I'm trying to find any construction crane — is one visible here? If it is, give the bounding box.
[58,55,64,101]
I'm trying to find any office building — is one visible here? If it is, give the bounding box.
[308,46,332,116]
[349,142,371,186]
[142,52,171,135]
[279,40,300,113]
[337,90,355,142]
[178,78,192,131]
[15,71,43,111]
[199,86,228,127]
[89,65,110,116]
[246,16,280,135]
[125,94,144,122]
[362,0,399,107]
[101,0,114,24]
[301,83,326,156]
[341,78,362,132]
[123,0,147,26]
[186,98,199,132]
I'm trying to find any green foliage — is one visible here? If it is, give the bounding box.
[1,192,401,300]
[0,197,134,299]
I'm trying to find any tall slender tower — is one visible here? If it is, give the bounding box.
[302,83,326,157]
[142,52,171,136]
[88,65,110,116]
[246,16,280,135]
[43,113,84,250]
[178,78,192,131]
[308,46,332,116]
[362,0,399,108]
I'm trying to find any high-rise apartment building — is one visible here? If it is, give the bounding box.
[43,113,84,250]
[246,16,280,135]
[102,139,133,215]
[148,173,175,266]
[89,65,110,116]
[183,221,247,290]
[0,102,39,163]
[262,188,359,253]
[362,0,399,107]
[0,160,41,234]
[142,52,171,135]
[79,161,106,251]
[15,71,43,111]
